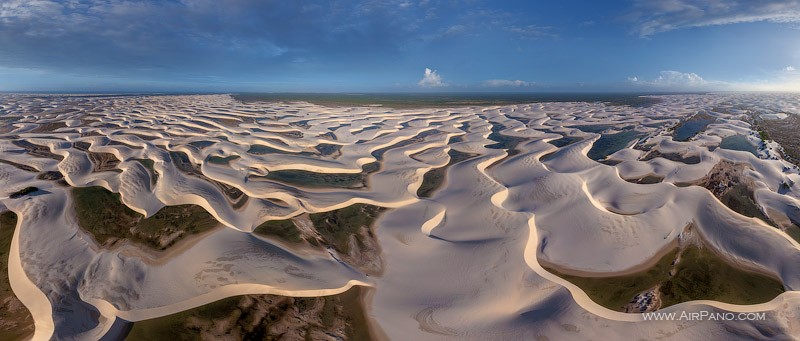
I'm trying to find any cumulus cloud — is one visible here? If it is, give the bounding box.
[418,68,445,87]
[628,70,718,89]
[653,70,707,86]
[630,69,800,92]
[483,79,531,87]
[628,0,800,37]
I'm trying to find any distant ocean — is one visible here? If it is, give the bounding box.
[233,93,669,109]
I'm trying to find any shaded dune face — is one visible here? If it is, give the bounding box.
[0,93,799,340]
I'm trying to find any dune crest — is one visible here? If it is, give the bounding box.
[1,93,800,339]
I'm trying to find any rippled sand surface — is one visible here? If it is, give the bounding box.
[1,93,800,340]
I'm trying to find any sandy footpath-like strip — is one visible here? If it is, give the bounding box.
[7,207,55,340]
[93,280,371,322]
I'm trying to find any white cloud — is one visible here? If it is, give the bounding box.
[653,70,707,86]
[629,0,800,37]
[628,70,718,89]
[627,69,800,91]
[418,67,445,87]
[483,79,532,87]
[628,66,800,92]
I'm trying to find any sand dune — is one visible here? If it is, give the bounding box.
[1,93,800,339]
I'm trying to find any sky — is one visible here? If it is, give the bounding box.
[0,0,799,93]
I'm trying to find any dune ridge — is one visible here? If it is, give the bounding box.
[1,93,800,339]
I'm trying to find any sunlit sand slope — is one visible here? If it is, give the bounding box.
[1,93,799,340]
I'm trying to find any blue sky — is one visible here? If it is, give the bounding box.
[0,0,799,92]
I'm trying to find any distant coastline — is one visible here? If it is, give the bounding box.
[231,92,682,109]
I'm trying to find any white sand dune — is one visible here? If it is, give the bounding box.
[1,93,800,339]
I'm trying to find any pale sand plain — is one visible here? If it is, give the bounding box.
[0,93,799,339]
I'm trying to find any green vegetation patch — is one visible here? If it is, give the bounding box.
[37,171,64,182]
[263,169,364,188]
[698,161,774,226]
[548,136,583,148]
[254,138,402,189]
[187,140,216,149]
[86,151,122,173]
[486,123,529,151]
[785,225,800,244]
[8,187,38,199]
[258,162,380,189]
[312,143,342,156]
[625,175,664,185]
[417,150,478,198]
[660,246,784,307]
[310,204,384,254]
[0,213,16,286]
[545,245,784,312]
[133,159,158,185]
[371,129,442,160]
[206,155,240,165]
[545,249,677,311]
[640,150,702,164]
[253,219,303,244]
[757,129,769,141]
[0,211,35,341]
[12,139,64,161]
[125,287,374,341]
[72,186,218,250]
[0,159,38,173]
[168,151,199,175]
[247,143,291,155]
[717,184,773,225]
[338,286,375,341]
[754,114,800,165]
